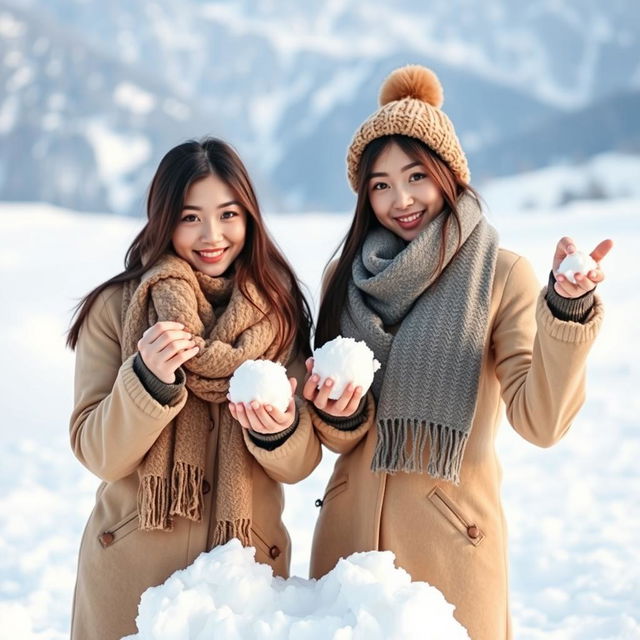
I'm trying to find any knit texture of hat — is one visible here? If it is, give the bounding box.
[346,65,470,191]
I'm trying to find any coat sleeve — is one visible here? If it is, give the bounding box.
[310,392,376,454]
[243,400,322,483]
[69,287,188,482]
[492,255,604,448]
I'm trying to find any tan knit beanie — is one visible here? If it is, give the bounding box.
[346,65,470,191]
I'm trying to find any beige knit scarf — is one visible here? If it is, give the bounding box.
[121,253,284,545]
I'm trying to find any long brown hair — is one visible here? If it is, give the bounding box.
[67,138,312,359]
[315,134,477,347]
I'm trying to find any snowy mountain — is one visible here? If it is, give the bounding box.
[1,0,639,214]
[0,2,226,214]
[469,88,640,180]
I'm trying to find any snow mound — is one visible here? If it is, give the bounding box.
[313,336,381,400]
[228,359,291,413]
[124,539,469,639]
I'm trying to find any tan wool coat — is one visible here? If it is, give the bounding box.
[309,249,603,640]
[69,284,321,640]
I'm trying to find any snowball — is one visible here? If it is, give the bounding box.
[557,251,597,284]
[312,336,381,400]
[123,539,470,640]
[228,360,291,413]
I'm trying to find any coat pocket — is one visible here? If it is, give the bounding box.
[97,511,139,549]
[428,486,485,547]
[318,474,349,508]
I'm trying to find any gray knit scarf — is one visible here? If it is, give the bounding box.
[341,192,499,483]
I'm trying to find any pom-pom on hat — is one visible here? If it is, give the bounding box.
[346,65,470,191]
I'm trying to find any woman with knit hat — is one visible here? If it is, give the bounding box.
[303,66,612,639]
[66,138,320,640]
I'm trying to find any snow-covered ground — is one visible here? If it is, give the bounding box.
[0,195,638,639]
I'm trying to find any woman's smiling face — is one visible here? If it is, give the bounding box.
[171,173,247,277]
[367,141,445,242]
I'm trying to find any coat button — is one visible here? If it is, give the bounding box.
[467,525,480,539]
[269,545,281,559]
[208,420,214,432]
[314,499,323,508]
[202,480,211,495]
[99,531,115,547]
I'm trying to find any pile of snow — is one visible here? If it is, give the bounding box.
[312,336,381,399]
[123,539,469,640]
[228,359,291,412]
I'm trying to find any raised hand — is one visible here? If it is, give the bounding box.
[553,236,613,298]
[137,321,199,384]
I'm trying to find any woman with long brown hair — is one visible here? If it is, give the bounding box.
[67,137,319,640]
[303,66,612,639]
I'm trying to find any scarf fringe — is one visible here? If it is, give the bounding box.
[371,419,469,485]
[211,519,252,547]
[138,476,173,531]
[169,461,204,522]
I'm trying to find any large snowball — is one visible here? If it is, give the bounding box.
[124,539,470,640]
[312,336,381,400]
[557,251,597,284]
[228,360,291,413]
